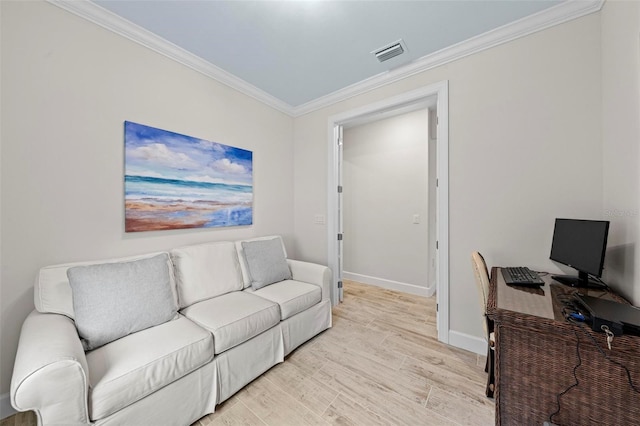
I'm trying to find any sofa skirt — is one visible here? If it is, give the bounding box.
[282,299,332,356]
[95,359,217,426]
[215,324,285,404]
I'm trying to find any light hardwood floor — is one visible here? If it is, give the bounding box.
[1,280,494,426]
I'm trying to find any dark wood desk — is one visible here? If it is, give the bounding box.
[487,267,640,425]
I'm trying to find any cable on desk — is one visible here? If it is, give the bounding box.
[576,322,640,394]
[588,275,611,291]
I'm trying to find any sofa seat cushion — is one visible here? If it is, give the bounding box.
[181,292,280,354]
[247,280,321,320]
[86,315,213,421]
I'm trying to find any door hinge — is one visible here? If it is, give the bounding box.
[338,233,343,241]
[338,280,343,289]
[338,185,343,193]
[436,303,439,312]
[436,240,439,249]
[436,179,439,188]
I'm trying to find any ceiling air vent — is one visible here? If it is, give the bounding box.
[373,39,407,63]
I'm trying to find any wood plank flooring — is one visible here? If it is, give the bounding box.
[196,280,494,426]
[1,280,495,426]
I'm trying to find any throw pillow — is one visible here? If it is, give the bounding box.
[67,253,178,351]
[242,238,292,290]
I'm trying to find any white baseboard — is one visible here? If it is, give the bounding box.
[0,393,16,420]
[343,271,432,297]
[448,330,487,355]
[426,281,436,297]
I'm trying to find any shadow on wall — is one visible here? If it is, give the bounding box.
[605,243,636,303]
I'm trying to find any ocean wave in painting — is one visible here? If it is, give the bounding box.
[125,175,253,232]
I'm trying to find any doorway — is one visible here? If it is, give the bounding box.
[327,81,450,344]
[342,107,432,297]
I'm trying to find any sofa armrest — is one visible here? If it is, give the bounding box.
[11,310,90,425]
[286,259,332,302]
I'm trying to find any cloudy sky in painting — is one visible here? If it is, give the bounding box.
[125,121,253,186]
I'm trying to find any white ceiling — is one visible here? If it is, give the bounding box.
[90,0,565,109]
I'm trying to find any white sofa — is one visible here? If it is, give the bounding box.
[10,236,332,426]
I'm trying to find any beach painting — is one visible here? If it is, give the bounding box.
[124,121,253,232]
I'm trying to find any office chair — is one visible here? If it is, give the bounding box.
[471,251,495,398]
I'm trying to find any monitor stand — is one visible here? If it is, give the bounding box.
[551,271,606,289]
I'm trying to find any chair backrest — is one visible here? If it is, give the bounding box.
[471,251,491,337]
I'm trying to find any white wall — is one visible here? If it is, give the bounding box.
[0,1,294,398]
[342,109,429,294]
[293,13,603,341]
[601,0,640,305]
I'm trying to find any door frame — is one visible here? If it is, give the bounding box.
[326,81,450,344]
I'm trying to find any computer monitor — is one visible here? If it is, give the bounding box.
[549,218,610,288]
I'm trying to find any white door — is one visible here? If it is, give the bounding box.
[336,125,344,302]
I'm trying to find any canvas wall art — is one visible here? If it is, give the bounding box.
[124,121,253,232]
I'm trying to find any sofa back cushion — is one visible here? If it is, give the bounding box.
[235,236,288,289]
[171,241,243,308]
[67,253,178,351]
[35,252,176,320]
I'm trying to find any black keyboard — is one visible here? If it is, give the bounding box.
[502,267,545,286]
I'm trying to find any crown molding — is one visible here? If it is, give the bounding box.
[48,0,603,118]
[291,0,604,117]
[47,0,296,116]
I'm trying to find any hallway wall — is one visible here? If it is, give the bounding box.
[342,109,430,295]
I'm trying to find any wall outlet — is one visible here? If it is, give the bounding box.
[314,214,326,225]
[413,214,420,224]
